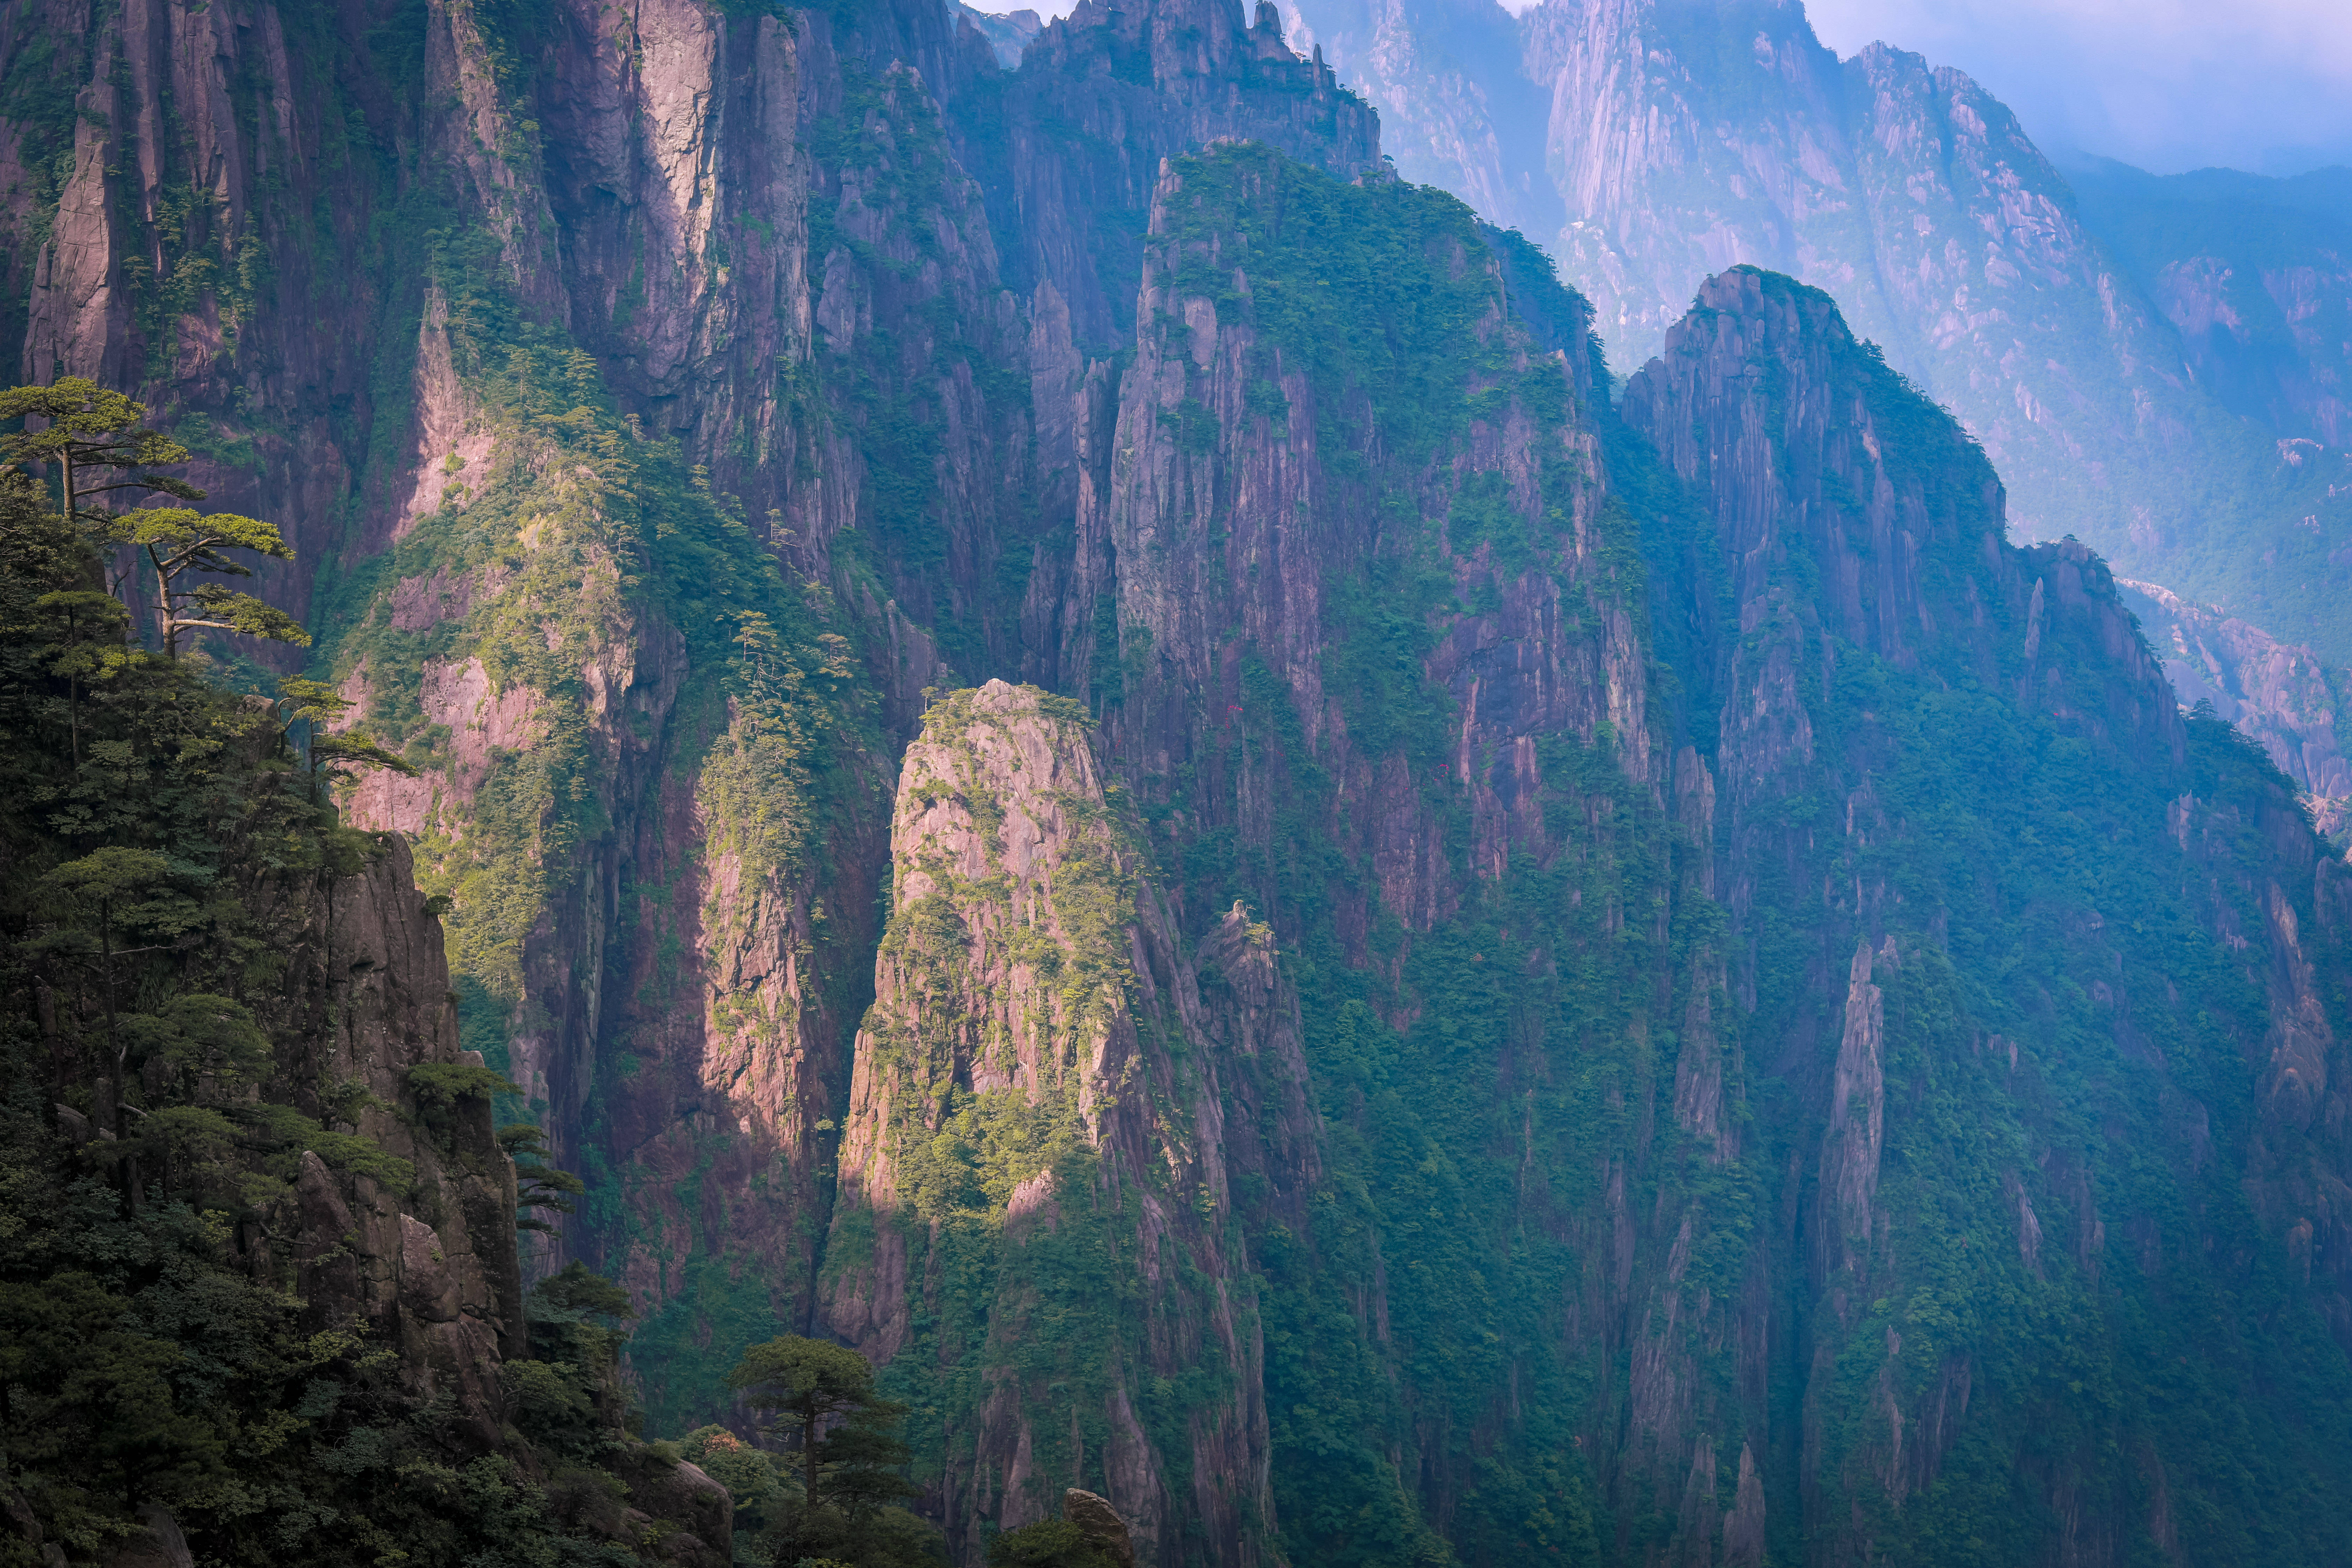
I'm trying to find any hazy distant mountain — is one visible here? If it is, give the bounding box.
[2121,578,2351,847]
[1286,0,2352,664]
[2068,159,2352,449]
[959,1,1044,65]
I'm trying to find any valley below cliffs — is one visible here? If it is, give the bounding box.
[4,0,2352,1563]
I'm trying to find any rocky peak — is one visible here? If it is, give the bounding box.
[1292,0,2352,659]
[1628,265,2183,769]
[1002,0,1383,346]
[825,679,1307,1566]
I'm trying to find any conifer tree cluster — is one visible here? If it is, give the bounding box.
[0,382,899,1568]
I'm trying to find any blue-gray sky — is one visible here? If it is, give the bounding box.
[1800,0,2352,174]
[981,0,2352,175]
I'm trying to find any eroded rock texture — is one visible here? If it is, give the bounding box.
[7,0,2352,1561]
[826,680,1308,1565]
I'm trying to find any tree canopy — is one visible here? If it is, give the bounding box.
[724,1336,933,1566]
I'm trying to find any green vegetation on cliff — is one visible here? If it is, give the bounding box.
[0,388,728,1567]
[1108,147,1638,1566]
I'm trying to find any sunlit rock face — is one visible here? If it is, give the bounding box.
[10,0,2352,1561]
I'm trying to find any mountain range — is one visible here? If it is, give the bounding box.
[2,0,2351,1565]
[1278,0,2352,847]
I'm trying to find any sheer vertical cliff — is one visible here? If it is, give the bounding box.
[1016,145,1671,1564]
[1614,266,2352,1565]
[7,0,2352,1561]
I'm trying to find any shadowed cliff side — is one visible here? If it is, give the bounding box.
[248,835,525,1434]
[1614,264,2352,1566]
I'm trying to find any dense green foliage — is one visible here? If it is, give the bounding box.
[985,1518,1114,1567]
[0,398,734,1566]
[721,1336,938,1567]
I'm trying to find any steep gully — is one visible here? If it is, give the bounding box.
[6,0,2352,1562]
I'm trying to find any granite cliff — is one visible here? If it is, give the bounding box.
[5,0,2352,1562]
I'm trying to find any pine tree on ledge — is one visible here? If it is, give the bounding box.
[0,379,307,659]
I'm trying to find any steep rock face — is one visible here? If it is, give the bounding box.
[959,6,1044,69]
[1517,0,1887,364]
[1100,148,1631,937]
[1085,145,1686,1563]
[2120,576,2351,845]
[246,837,524,1442]
[1618,265,2352,1567]
[824,681,1310,1567]
[0,0,413,628]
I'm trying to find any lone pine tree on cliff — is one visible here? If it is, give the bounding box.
[0,378,305,659]
[727,1335,930,1567]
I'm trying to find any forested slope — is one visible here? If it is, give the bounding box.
[3,0,2352,1564]
[0,428,735,1564]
